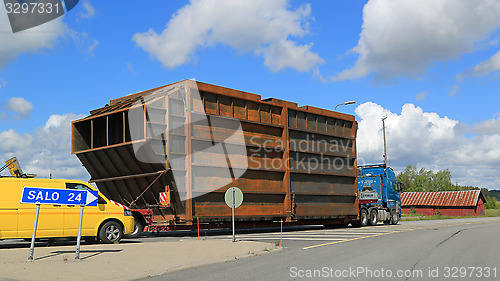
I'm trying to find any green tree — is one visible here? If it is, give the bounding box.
[397,165,454,192]
[482,188,498,209]
[397,165,417,191]
[429,169,454,191]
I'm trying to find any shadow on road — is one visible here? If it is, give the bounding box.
[0,238,142,249]
[35,249,123,261]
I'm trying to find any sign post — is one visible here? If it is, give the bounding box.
[20,187,98,261]
[27,204,40,261]
[224,187,243,242]
[75,205,84,260]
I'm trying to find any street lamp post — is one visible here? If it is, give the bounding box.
[334,101,356,110]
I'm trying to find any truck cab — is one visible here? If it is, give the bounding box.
[357,164,402,226]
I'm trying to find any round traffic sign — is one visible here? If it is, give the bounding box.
[224,187,243,208]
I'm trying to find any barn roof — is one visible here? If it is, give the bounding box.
[401,190,484,207]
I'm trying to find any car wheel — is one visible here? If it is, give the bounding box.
[99,221,123,243]
[369,208,378,226]
[125,220,145,239]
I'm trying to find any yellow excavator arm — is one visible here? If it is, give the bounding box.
[0,157,36,178]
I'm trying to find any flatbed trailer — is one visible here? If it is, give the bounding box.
[72,80,359,236]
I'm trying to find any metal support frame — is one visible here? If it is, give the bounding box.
[89,170,170,183]
[129,171,167,207]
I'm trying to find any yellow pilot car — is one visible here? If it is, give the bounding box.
[0,178,134,243]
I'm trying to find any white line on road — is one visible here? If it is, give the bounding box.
[217,237,348,241]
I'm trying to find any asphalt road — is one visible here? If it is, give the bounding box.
[135,217,500,281]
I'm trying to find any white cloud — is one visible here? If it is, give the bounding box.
[0,113,89,180]
[459,50,500,78]
[79,1,96,20]
[0,4,67,69]
[415,91,428,101]
[67,30,99,57]
[448,84,459,97]
[132,0,323,72]
[87,39,99,56]
[5,97,33,118]
[0,79,6,89]
[126,62,135,73]
[332,0,500,81]
[356,102,500,189]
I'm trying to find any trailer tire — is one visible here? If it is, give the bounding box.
[99,221,123,244]
[390,212,399,225]
[125,220,145,239]
[368,208,378,226]
[360,209,369,227]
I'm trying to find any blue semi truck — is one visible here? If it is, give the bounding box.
[356,164,403,226]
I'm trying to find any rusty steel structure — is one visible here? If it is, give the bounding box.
[72,80,359,228]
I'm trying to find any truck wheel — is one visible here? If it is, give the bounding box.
[360,209,369,227]
[368,208,378,226]
[390,212,399,225]
[99,221,123,243]
[125,220,145,239]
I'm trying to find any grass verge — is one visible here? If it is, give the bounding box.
[401,208,500,221]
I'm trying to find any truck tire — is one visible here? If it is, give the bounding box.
[368,208,378,226]
[99,221,123,244]
[390,212,399,225]
[125,220,145,239]
[360,209,369,227]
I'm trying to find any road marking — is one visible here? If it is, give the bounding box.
[303,229,410,250]
[228,232,385,237]
[219,237,348,241]
[303,219,500,250]
[314,231,393,235]
[228,235,371,238]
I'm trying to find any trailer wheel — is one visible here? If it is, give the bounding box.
[125,220,145,239]
[390,212,399,225]
[360,209,369,227]
[99,221,123,244]
[368,208,378,226]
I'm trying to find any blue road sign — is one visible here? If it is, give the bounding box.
[21,187,98,206]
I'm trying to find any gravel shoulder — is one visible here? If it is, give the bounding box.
[0,239,279,281]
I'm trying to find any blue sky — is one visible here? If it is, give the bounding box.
[1,0,500,189]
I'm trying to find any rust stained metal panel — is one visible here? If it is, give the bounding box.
[294,204,358,217]
[401,190,481,207]
[72,80,359,224]
[192,168,285,194]
[194,204,285,218]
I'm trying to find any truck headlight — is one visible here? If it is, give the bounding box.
[124,209,132,216]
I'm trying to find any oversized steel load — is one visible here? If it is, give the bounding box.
[72,80,358,231]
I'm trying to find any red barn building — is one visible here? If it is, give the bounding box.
[401,190,486,217]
